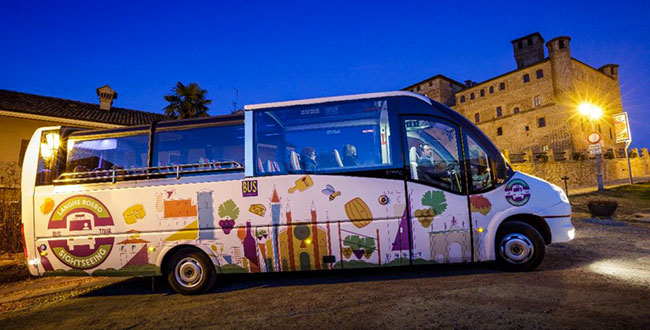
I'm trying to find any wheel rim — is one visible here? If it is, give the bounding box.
[174,257,204,289]
[499,233,534,264]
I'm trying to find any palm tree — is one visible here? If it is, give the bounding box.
[163,82,212,119]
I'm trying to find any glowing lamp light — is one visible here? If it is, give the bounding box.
[476,227,484,233]
[305,238,312,245]
[40,132,60,160]
[578,103,603,121]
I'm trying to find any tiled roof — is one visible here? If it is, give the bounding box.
[0,89,167,126]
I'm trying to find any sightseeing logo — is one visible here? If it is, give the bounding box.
[47,195,115,269]
[504,179,531,206]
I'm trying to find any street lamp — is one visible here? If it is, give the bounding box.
[578,102,604,191]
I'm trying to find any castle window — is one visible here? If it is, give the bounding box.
[480,89,485,97]
[523,74,530,83]
[460,95,466,103]
[417,86,421,91]
[496,107,502,117]
[525,125,530,131]
[489,86,494,94]
[534,95,541,107]
[538,117,546,128]
[497,127,503,136]
[429,81,433,86]
[513,107,520,114]
[609,127,613,139]
[474,113,480,123]
[518,40,523,49]
[536,69,544,79]
[598,124,601,133]
[470,92,475,100]
[559,40,565,49]
[499,82,505,90]
[527,37,532,46]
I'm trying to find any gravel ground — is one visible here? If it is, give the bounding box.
[1,215,649,330]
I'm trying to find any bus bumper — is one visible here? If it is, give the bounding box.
[547,216,575,243]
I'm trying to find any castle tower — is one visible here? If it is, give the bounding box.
[546,36,574,100]
[270,187,281,271]
[511,32,545,69]
[310,201,321,270]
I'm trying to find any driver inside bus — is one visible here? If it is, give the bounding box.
[417,144,449,185]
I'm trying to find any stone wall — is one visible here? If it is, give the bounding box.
[507,148,650,190]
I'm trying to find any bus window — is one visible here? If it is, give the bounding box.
[66,134,149,174]
[467,135,495,192]
[153,124,244,168]
[36,130,60,185]
[404,119,464,193]
[254,98,397,175]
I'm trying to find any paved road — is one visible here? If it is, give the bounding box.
[1,218,649,330]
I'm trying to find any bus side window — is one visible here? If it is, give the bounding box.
[404,119,464,193]
[153,124,244,168]
[36,130,60,185]
[66,134,149,174]
[467,135,495,192]
[253,98,398,176]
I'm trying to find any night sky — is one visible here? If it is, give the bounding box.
[1,1,648,147]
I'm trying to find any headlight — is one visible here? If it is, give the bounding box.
[551,184,569,203]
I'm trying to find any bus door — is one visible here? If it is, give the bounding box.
[400,116,473,264]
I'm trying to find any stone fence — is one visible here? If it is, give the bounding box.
[504,148,650,190]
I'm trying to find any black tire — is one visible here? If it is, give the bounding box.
[495,221,545,272]
[166,247,216,295]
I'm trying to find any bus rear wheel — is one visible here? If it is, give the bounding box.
[166,248,216,295]
[495,221,545,272]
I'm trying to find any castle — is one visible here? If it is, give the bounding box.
[404,33,624,155]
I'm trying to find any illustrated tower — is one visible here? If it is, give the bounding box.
[286,203,295,271]
[197,190,214,240]
[270,188,281,271]
[310,202,321,270]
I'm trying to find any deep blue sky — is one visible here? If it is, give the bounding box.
[1,1,648,147]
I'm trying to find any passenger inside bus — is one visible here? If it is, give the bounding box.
[342,144,360,166]
[300,147,319,171]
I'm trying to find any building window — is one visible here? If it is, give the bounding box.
[609,127,613,140]
[474,113,480,123]
[416,86,421,91]
[536,69,544,79]
[527,37,532,46]
[538,117,546,128]
[518,40,523,49]
[598,124,601,133]
[429,81,432,87]
[513,107,520,114]
[496,106,502,117]
[18,139,29,166]
[480,89,485,97]
[497,127,503,136]
[525,125,530,131]
[470,92,475,100]
[534,95,541,107]
[559,39,565,49]
[460,95,466,103]
[523,74,530,83]
[499,82,505,90]
[489,86,494,94]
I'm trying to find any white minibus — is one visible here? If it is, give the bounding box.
[21,91,574,294]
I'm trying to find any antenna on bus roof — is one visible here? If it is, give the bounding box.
[232,87,239,114]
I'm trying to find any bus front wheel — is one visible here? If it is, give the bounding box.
[495,221,545,272]
[166,247,216,295]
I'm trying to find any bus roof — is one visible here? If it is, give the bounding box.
[244,91,431,111]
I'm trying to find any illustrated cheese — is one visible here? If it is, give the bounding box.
[288,175,313,193]
[344,197,373,228]
[123,204,146,225]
